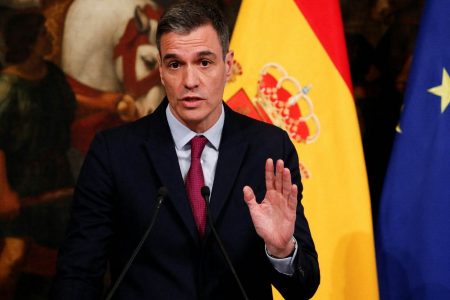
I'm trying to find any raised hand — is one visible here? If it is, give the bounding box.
[243,158,298,258]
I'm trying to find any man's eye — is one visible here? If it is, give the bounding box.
[200,60,211,67]
[168,62,180,69]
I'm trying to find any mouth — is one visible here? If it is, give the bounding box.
[179,96,205,108]
[181,96,204,101]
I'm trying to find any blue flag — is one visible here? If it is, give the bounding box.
[376,1,450,299]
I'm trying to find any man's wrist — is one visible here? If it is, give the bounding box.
[266,237,297,258]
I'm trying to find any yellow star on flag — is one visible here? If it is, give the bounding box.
[428,68,450,113]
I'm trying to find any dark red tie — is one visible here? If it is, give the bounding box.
[185,136,208,236]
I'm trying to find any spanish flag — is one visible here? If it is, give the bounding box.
[224,1,379,299]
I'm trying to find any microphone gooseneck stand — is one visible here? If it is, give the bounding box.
[104,186,168,300]
[201,186,249,300]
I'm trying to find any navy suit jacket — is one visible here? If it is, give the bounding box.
[52,99,319,299]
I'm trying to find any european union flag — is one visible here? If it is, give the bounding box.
[376,1,450,299]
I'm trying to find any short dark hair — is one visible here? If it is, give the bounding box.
[156,0,230,59]
[3,11,46,64]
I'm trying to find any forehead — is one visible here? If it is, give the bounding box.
[159,24,222,57]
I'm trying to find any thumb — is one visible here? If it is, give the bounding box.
[243,186,257,207]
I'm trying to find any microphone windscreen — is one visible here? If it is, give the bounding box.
[158,186,169,198]
[201,186,210,198]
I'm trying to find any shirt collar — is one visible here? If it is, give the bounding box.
[166,104,224,150]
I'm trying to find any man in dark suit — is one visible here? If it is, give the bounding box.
[51,1,320,299]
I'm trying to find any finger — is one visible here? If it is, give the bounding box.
[282,167,291,198]
[288,184,298,211]
[265,158,275,191]
[243,186,257,207]
[274,159,284,192]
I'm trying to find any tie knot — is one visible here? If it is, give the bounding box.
[190,135,208,159]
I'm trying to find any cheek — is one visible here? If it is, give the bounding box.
[209,74,227,92]
[160,76,176,91]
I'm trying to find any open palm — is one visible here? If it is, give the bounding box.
[243,158,298,258]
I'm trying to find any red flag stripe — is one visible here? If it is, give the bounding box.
[294,0,352,89]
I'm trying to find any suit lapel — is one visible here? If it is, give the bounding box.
[142,101,200,243]
[207,105,249,232]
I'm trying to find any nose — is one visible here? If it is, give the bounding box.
[183,65,199,90]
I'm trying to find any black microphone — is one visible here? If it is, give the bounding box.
[105,186,168,300]
[201,186,249,300]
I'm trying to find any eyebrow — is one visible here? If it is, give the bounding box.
[197,50,216,59]
[162,50,217,62]
[162,53,179,61]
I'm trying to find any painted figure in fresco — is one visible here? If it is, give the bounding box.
[0,11,76,300]
[62,0,165,154]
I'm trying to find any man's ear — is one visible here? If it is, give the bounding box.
[225,50,234,80]
[157,55,165,86]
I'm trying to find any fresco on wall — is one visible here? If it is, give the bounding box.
[0,0,164,298]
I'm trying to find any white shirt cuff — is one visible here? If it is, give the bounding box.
[265,237,298,276]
